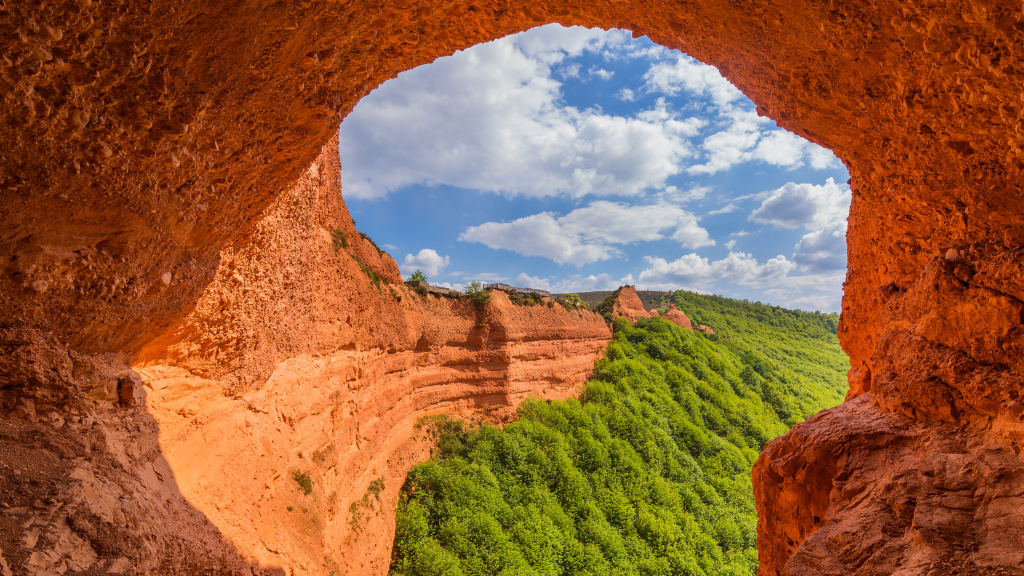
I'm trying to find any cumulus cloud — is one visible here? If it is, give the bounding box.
[517,272,636,293]
[643,55,840,174]
[433,281,466,292]
[339,25,699,199]
[762,271,846,311]
[515,273,550,289]
[792,220,848,272]
[638,252,795,288]
[643,55,744,106]
[340,25,841,201]
[515,24,627,62]
[749,178,851,230]
[558,62,582,78]
[459,201,713,266]
[460,213,616,266]
[400,249,450,277]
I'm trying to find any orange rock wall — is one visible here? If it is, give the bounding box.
[2,0,1024,573]
[130,139,611,575]
[662,304,694,330]
[0,138,610,575]
[610,285,660,323]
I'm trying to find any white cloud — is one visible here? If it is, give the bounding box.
[433,281,467,292]
[514,273,551,289]
[633,251,844,311]
[644,55,744,107]
[551,273,636,293]
[706,203,738,215]
[460,213,617,266]
[808,146,841,170]
[558,62,582,78]
[459,200,713,266]
[778,294,839,312]
[515,25,628,62]
[382,243,398,250]
[638,252,795,288]
[619,44,670,61]
[749,178,851,230]
[400,249,450,277]
[762,271,846,311]
[340,25,842,202]
[751,130,813,167]
[642,54,840,174]
[339,25,696,200]
[725,240,737,249]
[792,220,847,272]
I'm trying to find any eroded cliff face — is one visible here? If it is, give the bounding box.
[662,304,694,331]
[3,0,1024,573]
[610,286,661,323]
[0,139,610,575]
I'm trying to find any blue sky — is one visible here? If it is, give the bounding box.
[338,25,850,312]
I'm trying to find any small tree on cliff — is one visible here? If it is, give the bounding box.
[464,281,490,307]
[561,293,587,310]
[408,270,427,283]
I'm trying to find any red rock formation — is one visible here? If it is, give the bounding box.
[2,0,1024,573]
[755,395,1024,575]
[662,304,693,330]
[610,286,660,323]
[0,139,610,574]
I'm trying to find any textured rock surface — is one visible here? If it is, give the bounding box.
[662,304,694,330]
[2,0,1024,573]
[0,139,610,575]
[611,285,660,323]
[755,396,1024,576]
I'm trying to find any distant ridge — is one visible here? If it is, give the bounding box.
[554,290,671,311]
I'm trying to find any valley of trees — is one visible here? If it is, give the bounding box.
[389,291,848,576]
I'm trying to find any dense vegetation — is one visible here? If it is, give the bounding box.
[669,291,844,419]
[390,293,848,576]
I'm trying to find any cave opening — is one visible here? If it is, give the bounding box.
[3,0,1023,573]
[333,23,854,576]
[338,24,851,314]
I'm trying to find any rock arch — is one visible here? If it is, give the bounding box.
[2,0,1024,573]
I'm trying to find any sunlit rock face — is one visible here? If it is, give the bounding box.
[2,0,1024,573]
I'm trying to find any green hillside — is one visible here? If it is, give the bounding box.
[389,293,848,576]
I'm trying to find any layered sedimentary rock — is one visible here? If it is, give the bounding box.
[2,0,1024,573]
[0,139,610,574]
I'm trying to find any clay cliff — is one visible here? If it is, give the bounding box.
[608,287,695,330]
[662,304,694,330]
[610,286,661,323]
[2,0,1024,573]
[0,139,611,575]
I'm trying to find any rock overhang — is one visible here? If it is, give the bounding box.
[2,0,1024,573]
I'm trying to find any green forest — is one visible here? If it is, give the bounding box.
[389,291,848,576]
